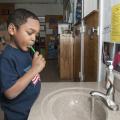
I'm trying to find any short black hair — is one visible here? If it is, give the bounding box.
[7,8,40,29]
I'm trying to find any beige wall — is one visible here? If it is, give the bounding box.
[15,3,63,16]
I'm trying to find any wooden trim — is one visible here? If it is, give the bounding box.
[84,10,99,20]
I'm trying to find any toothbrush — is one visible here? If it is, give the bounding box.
[30,46,36,54]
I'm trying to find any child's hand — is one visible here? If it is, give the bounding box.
[31,52,46,73]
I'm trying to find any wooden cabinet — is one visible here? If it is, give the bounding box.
[72,10,98,82]
[84,10,98,82]
[59,34,73,80]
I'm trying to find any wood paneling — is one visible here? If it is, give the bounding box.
[84,10,99,82]
[59,34,73,80]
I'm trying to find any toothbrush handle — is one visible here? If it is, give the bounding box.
[30,46,35,53]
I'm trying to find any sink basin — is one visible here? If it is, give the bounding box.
[40,87,107,120]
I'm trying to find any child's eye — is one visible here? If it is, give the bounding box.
[27,31,33,35]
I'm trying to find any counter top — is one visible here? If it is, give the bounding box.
[28,82,120,120]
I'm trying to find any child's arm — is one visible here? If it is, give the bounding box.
[4,52,46,100]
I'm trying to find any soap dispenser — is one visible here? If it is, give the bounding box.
[105,61,114,89]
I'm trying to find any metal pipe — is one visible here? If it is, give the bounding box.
[97,0,104,82]
[80,0,85,81]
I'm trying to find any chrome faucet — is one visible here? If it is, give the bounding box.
[90,80,119,111]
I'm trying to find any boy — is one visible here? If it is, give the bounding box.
[0,9,46,120]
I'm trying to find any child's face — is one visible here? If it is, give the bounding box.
[9,18,40,51]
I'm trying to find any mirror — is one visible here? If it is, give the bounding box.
[113,44,120,72]
[102,42,120,72]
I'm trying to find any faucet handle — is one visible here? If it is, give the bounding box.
[106,80,115,101]
[106,79,115,96]
[105,61,114,89]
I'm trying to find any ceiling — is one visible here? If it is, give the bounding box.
[0,0,63,4]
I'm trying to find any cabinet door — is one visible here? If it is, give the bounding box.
[84,11,98,82]
[60,34,73,80]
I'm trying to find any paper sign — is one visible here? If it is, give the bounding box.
[111,4,120,42]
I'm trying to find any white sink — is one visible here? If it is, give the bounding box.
[40,87,107,120]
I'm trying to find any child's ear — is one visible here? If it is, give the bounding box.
[8,23,17,35]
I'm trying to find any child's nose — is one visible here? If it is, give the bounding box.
[31,35,36,42]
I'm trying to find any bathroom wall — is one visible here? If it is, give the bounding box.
[0,0,63,16]
[15,3,63,16]
[100,0,120,81]
[84,0,98,17]
[99,0,111,81]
